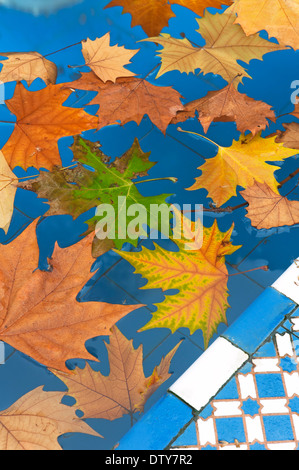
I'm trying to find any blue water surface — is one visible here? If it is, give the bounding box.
[0,0,298,450]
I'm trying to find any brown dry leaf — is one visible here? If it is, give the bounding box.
[51,326,181,420]
[0,150,16,234]
[81,34,138,82]
[241,181,299,229]
[2,83,98,170]
[0,221,141,372]
[64,72,183,133]
[276,122,299,149]
[0,52,57,85]
[0,386,100,450]
[105,0,175,37]
[172,84,276,135]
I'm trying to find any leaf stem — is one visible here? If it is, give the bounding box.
[177,127,221,148]
[228,265,268,277]
[135,177,178,185]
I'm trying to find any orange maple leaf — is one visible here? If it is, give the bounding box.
[2,83,98,170]
[0,221,141,372]
[105,0,175,37]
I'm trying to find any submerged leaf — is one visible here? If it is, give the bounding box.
[51,326,181,420]
[0,386,100,450]
[143,10,286,85]
[64,72,183,133]
[2,83,97,170]
[188,133,297,207]
[0,221,141,372]
[116,212,240,348]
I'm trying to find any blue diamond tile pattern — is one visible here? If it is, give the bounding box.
[171,316,299,450]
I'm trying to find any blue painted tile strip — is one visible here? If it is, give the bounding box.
[222,287,297,354]
[117,393,193,451]
[118,284,299,450]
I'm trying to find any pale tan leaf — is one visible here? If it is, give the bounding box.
[0,151,16,234]
[0,386,100,450]
[241,181,299,229]
[81,34,138,82]
[0,52,57,85]
[144,10,286,85]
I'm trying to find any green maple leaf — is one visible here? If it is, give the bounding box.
[21,137,173,257]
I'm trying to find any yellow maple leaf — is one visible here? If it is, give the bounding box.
[116,213,240,348]
[187,133,297,207]
[231,0,299,50]
[143,10,286,84]
[81,34,138,82]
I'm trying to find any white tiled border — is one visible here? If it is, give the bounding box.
[272,258,299,304]
[170,337,249,411]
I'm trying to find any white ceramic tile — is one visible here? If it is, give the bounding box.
[213,400,242,417]
[237,373,257,399]
[272,259,299,304]
[244,416,264,443]
[252,358,280,373]
[170,337,248,411]
[291,413,299,440]
[267,442,296,450]
[196,418,216,446]
[275,332,294,357]
[291,317,299,332]
[219,444,247,451]
[283,372,299,397]
[260,398,288,415]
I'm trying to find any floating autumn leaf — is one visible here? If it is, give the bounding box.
[51,326,181,420]
[231,0,299,50]
[19,137,173,258]
[143,10,286,85]
[187,132,297,207]
[79,34,138,82]
[64,72,183,133]
[168,0,233,16]
[0,386,100,450]
[0,151,17,234]
[116,213,240,348]
[241,182,299,230]
[172,83,276,135]
[2,83,98,171]
[276,122,299,149]
[0,221,141,372]
[105,0,233,36]
[105,0,175,37]
[0,52,57,85]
